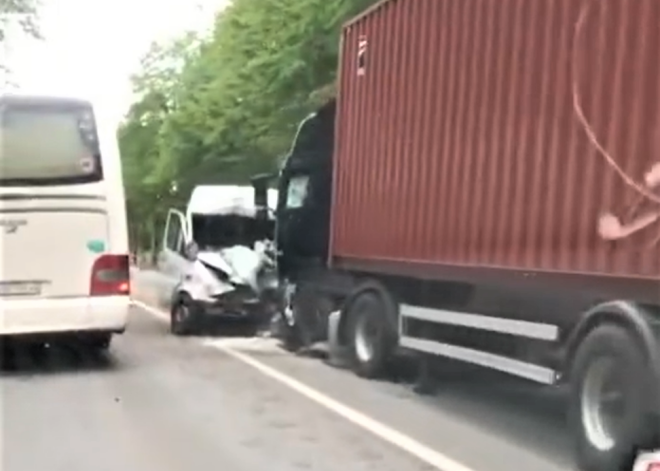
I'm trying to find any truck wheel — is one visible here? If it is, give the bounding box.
[347,291,396,378]
[569,324,652,471]
[171,294,199,336]
[291,284,329,348]
[281,322,304,352]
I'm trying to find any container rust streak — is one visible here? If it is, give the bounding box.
[330,0,660,280]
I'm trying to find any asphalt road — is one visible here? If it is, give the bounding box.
[0,271,576,471]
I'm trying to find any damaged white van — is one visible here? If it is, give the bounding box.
[0,93,130,350]
[157,185,279,335]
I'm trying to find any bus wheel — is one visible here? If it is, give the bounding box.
[78,333,112,353]
[346,291,396,378]
[569,324,652,471]
[90,333,112,350]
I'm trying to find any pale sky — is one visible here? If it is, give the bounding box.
[3,0,230,125]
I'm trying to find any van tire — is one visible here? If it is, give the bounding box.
[346,291,396,378]
[171,294,199,336]
[569,324,652,471]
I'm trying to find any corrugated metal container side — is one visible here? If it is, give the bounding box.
[330,0,660,280]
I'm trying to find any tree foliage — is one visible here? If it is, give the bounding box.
[119,0,379,252]
[1,0,41,85]
[0,0,40,40]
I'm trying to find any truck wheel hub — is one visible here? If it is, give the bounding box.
[355,314,378,363]
[581,357,627,451]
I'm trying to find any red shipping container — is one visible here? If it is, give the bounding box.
[329,0,660,296]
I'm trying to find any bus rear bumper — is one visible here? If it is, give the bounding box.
[0,296,129,336]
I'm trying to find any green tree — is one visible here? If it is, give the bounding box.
[156,0,378,189]
[119,0,380,253]
[118,33,200,254]
[0,0,40,41]
[1,0,41,85]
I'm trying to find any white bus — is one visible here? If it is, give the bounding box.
[0,92,130,350]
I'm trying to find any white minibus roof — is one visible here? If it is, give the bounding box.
[187,185,278,218]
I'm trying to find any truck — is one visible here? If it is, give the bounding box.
[252,0,660,470]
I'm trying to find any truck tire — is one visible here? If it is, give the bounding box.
[280,321,304,352]
[346,291,397,378]
[171,293,200,336]
[291,284,331,348]
[569,324,653,471]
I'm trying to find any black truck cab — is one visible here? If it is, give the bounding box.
[252,99,339,347]
[271,99,336,282]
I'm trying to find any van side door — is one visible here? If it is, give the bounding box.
[157,209,190,303]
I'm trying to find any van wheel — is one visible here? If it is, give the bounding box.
[569,324,653,471]
[171,294,198,336]
[347,291,396,378]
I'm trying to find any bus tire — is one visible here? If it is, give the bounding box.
[346,291,396,378]
[569,324,652,471]
[89,333,112,351]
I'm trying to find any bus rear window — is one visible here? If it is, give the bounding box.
[0,100,103,186]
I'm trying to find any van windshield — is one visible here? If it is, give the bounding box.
[191,214,274,250]
[0,98,103,187]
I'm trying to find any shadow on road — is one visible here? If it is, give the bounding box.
[315,352,572,466]
[392,359,571,466]
[0,340,118,377]
[428,369,570,461]
[198,319,266,338]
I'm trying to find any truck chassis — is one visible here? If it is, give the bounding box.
[283,270,660,471]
